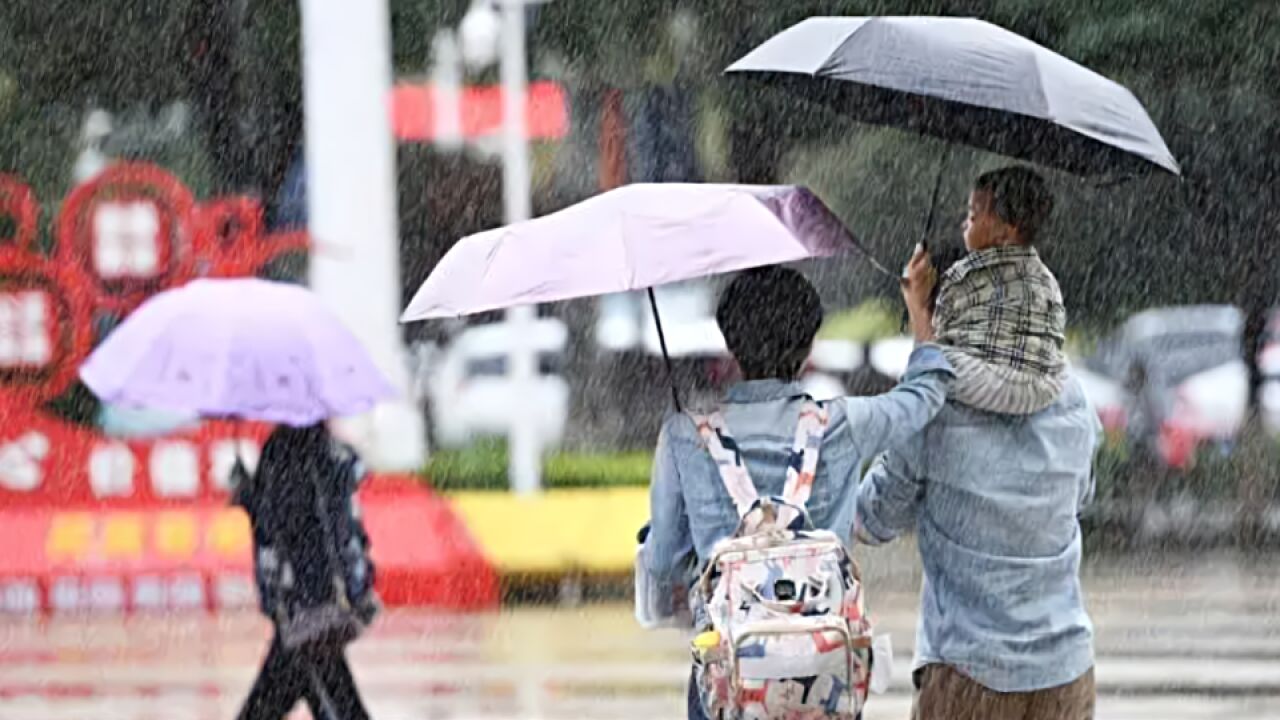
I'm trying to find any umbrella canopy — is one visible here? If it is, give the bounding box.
[400,183,861,321]
[726,16,1180,176]
[80,278,396,426]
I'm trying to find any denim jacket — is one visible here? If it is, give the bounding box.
[640,344,954,597]
[857,375,1101,692]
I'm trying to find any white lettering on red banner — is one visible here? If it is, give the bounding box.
[150,440,199,497]
[131,574,166,611]
[0,579,39,615]
[0,431,48,492]
[87,576,127,611]
[92,201,161,279]
[0,290,51,368]
[214,573,256,609]
[168,573,206,609]
[89,442,135,498]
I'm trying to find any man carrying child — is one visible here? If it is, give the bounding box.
[858,167,1101,720]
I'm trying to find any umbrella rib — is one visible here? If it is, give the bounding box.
[1027,48,1058,143]
[816,19,875,77]
[618,208,639,290]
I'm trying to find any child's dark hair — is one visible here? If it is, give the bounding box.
[715,266,823,381]
[974,166,1054,244]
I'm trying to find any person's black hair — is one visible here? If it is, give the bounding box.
[973,166,1054,244]
[715,266,823,381]
[255,422,335,493]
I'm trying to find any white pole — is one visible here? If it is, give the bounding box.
[500,0,541,494]
[300,0,427,471]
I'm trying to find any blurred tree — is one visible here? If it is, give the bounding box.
[0,1,192,107]
[388,0,470,76]
[1,1,1277,484]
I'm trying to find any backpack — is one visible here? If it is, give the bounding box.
[236,442,380,648]
[689,400,873,720]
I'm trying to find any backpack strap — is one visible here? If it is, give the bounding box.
[690,411,759,518]
[780,400,831,508]
[690,399,830,526]
[307,443,354,611]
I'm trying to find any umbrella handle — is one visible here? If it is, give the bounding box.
[901,146,952,331]
[647,288,683,413]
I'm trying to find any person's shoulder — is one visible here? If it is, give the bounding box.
[988,373,1094,428]
[659,410,701,443]
[1026,252,1056,276]
[327,437,358,460]
[918,397,969,435]
[1055,373,1095,414]
[328,439,368,477]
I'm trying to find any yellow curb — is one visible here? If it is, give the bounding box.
[446,488,649,574]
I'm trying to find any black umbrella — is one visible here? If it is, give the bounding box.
[726,16,1182,264]
[728,16,1179,176]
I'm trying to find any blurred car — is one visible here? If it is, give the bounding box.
[1072,366,1128,435]
[413,317,570,448]
[1257,312,1280,433]
[1082,305,1248,468]
[849,305,1257,470]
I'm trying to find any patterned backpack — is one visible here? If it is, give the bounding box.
[689,400,873,720]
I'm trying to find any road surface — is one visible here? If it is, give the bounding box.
[1,548,1277,719]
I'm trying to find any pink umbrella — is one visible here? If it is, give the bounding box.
[401,184,873,321]
[400,183,877,409]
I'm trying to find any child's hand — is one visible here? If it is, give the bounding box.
[900,244,937,341]
[900,244,936,307]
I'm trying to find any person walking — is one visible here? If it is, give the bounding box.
[233,423,378,720]
[857,167,1101,720]
[639,250,953,719]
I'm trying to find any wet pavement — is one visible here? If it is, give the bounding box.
[1,547,1277,719]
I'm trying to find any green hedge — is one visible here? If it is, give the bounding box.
[426,439,653,491]
[1089,434,1244,504]
[818,300,901,343]
[427,435,1264,500]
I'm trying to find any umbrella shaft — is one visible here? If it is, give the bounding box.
[647,288,683,413]
[922,145,952,247]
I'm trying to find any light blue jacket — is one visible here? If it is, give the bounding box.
[640,345,954,588]
[858,375,1101,692]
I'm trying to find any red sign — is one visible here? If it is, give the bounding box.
[0,165,300,510]
[390,81,569,142]
[0,479,500,614]
[0,164,500,613]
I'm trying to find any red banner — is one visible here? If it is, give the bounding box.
[0,479,499,614]
[0,165,499,613]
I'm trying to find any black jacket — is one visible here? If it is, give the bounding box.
[233,426,374,618]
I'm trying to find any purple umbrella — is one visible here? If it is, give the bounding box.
[400,183,870,408]
[80,278,396,427]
